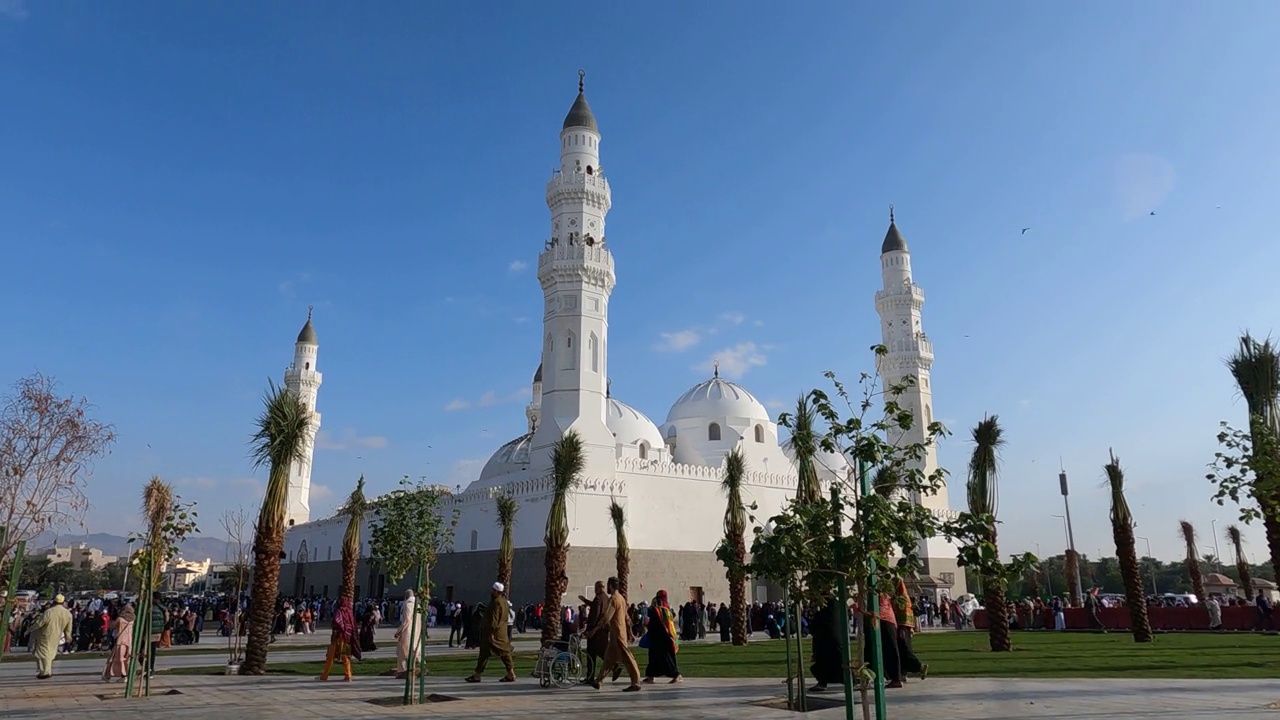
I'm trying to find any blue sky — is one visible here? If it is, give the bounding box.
[3,1,1279,563]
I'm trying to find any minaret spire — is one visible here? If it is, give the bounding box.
[889,204,895,224]
[579,68,585,93]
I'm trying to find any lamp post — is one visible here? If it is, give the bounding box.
[1037,543,1053,597]
[1210,519,1222,571]
[1058,468,1084,603]
[1137,536,1157,595]
[1052,515,1069,547]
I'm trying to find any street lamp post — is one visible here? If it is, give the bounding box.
[1137,536,1157,595]
[1058,468,1085,604]
[1210,519,1222,571]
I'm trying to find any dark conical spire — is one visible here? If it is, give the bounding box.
[881,204,908,254]
[562,69,598,132]
[296,306,318,344]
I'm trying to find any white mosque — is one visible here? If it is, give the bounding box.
[278,73,964,605]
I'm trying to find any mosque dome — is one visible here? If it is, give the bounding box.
[296,318,317,344]
[607,397,664,450]
[474,433,534,489]
[881,220,908,254]
[664,376,771,426]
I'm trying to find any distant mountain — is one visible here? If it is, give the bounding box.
[25,532,235,562]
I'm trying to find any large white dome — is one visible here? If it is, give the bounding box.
[665,376,771,425]
[607,397,664,449]
[472,432,534,489]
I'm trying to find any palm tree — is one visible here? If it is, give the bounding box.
[720,448,749,646]
[1103,451,1152,642]
[790,395,823,504]
[241,381,311,675]
[608,501,630,600]
[141,477,174,593]
[1064,550,1082,606]
[339,476,367,602]
[1226,524,1253,599]
[1178,520,1206,604]
[870,465,898,498]
[966,415,1010,652]
[1226,333,1280,577]
[495,493,518,591]
[541,430,584,645]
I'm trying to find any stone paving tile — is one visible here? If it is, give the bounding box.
[3,672,1280,719]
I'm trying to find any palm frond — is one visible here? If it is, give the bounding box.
[142,476,173,537]
[608,500,628,553]
[495,493,519,528]
[1178,520,1198,559]
[545,430,583,548]
[722,448,748,537]
[966,415,1004,516]
[1227,332,1280,430]
[250,380,312,530]
[871,465,898,498]
[789,394,822,503]
[341,476,366,561]
[1103,450,1131,527]
[1226,524,1244,557]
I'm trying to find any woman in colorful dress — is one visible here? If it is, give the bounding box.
[642,590,682,684]
[318,598,362,682]
[101,604,134,682]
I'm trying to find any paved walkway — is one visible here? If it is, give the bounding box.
[2,670,1279,719]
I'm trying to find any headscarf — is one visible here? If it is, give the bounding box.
[119,604,136,623]
[652,590,679,653]
[332,598,358,645]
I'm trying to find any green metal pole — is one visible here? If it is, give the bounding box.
[0,536,25,659]
[832,485,855,720]
[782,584,795,710]
[403,561,424,705]
[418,564,429,702]
[858,459,886,720]
[794,598,807,712]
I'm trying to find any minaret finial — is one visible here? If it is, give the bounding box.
[713,360,720,378]
[578,69,585,93]
[307,304,313,321]
[889,204,895,224]
[606,378,611,398]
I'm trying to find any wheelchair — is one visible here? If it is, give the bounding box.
[536,633,586,689]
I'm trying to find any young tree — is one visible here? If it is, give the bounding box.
[714,449,749,646]
[608,500,629,600]
[541,431,583,645]
[219,506,252,664]
[495,493,518,591]
[1226,524,1253,599]
[789,394,823,504]
[952,416,1013,652]
[339,476,367,602]
[1178,520,1206,604]
[0,373,116,567]
[240,381,311,676]
[1103,451,1152,642]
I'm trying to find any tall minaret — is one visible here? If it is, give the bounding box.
[283,307,322,526]
[529,71,617,476]
[874,208,964,596]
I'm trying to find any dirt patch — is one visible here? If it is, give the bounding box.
[753,695,854,712]
[97,689,184,701]
[366,694,460,707]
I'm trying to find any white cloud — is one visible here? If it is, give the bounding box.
[720,312,745,325]
[508,260,528,273]
[764,399,786,412]
[316,429,389,451]
[310,484,334,503]
[0,0,28,20]
[1114,153,1176,220]
[654,329,701,353]
[701,342,767,379]
[445,388,529,412]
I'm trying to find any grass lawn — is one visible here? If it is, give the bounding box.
[164,631,1280,680]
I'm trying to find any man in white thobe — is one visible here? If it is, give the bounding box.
[394,590,422,678]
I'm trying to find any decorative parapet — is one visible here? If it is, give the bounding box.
[615,456,799,489]
[452,473,627,506]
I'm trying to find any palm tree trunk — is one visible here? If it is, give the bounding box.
[1114,523,1152,642]
[1064,549,1082,606]
[615,549,629,602]
[1186,557,1206,604]
[1237,560,1254,599]
[730,537,748,645]
[240,525,284,675]
[983,530,1010,652]
[541,545,567,645]
[1262,501,1280,588]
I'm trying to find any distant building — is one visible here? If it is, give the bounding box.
[39,543,118,571]
[163,557,212,591]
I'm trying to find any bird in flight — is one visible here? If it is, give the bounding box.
[1150,211,1157,216]
[1021,228,1031,235]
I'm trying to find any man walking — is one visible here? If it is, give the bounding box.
[465,582,516,683]
[32,595,72,679]
[585,577,641,692]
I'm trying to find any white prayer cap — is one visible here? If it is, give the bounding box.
[492,582,505,593]
[404,589,414,599]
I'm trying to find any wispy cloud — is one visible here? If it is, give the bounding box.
[720,312,745,325]
[277,272,313,301]
[0,0,28,20]
[444,388,529,412]
[764,399,786,412]
[700,342,767,379]
[508,260,528,273]
[316,429,389,451]
[654,329,701,353]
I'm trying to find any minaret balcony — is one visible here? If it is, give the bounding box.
[537,243,616,290]
[546,171,610,194]
[874,282,925,303]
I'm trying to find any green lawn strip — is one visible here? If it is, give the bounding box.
[160,633,1280,680]
[0,643,330,663]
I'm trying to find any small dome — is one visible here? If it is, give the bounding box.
[666,376,771,425]
[607,397,664,449]
[563,92,598,133]
[1204,573,1236,586]
[474,433,534,488]
[296,318,317,344]
[881,221,908,254]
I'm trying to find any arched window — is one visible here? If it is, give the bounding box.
[304,362,310,370]
[639,442,648,459]
[589,333,599,372]
[470,530,478,551]
[586,165,594,175]
[754,424,765,443]
[563,332,576,370]
[708,423,721,441]
[327,547,332,561]
[666,426,677,439]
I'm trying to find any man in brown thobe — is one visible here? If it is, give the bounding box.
[584,576,640,691]
[578,580,608,682]
[465,582,516,683]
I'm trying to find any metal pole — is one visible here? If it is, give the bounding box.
[1137,537,1157,595]
[794,598,807,712]
[1059,471,1084,603]
[1211,520,1222,571]
[0,536,26,659]
[782,584,795,710]
[418,564,430,703]
[831,484,855,720]
[859,459,886,720]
